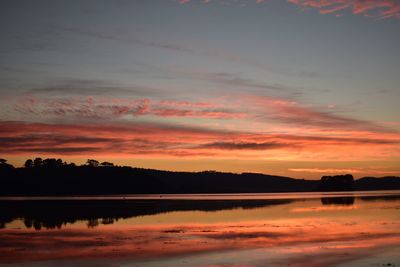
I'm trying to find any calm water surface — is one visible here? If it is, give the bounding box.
[0,191,399,267]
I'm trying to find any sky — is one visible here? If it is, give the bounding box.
[0,0,399,179]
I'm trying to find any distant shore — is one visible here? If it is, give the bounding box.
[1,158,399,196]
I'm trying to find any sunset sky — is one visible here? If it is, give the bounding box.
[0,0,399,178]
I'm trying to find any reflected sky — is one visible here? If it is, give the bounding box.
[0,191,399,266]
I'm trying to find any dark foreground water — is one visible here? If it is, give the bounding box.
[0,191,399,267]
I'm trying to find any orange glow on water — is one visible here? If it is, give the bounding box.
[1,193,399,266]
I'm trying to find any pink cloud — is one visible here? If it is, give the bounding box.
[11,93,399,136]
[13,97,245,120]
[5,90,400,161]
[178,0,400,19]
[0,120,398,161]
[288,0,400,18]
[151,108,246,119]
[244,95,375,132]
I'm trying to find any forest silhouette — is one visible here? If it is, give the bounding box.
[0,158,399,196]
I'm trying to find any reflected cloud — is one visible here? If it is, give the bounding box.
[0,199,293,230]
[0,194,399,266]
[292,205,358,212]
[1,218,399,265]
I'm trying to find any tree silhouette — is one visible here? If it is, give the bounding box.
[100,161,114,167]
[42,158,64,168]
[87,218,99,228]
[43,158,57,167]
[56,158,63,167]
[33,158,43,168]
[0,158,14,171]
[24,159,34,168]
[318,174,354,191]
[86,159,99,167]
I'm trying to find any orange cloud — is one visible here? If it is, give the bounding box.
[3,91,399,162]
[12,94,396,134]
[289,168,363,173]
[289,0,400,18]
[0,120,398,162]
[178,0,400,19]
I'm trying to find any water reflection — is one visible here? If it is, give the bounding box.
[1,194,400,230]
[0,192,399,266]
[321,196,355,205]
[0,199,293,230]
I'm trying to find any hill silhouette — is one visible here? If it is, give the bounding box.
[0,158,399,195]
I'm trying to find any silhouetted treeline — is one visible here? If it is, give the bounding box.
[0,158,399,195]
[356,176,400,191]
[317,174,355,191]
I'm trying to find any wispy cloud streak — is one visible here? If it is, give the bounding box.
[178,0,400,19]
[13,97,246,120]
[288,0,400,19]
[9,92,399,135]
[0,121,398,160]
[62,27,319,78]
[245,95,395,133]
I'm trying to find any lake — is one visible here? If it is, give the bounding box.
[0,191,399,267]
